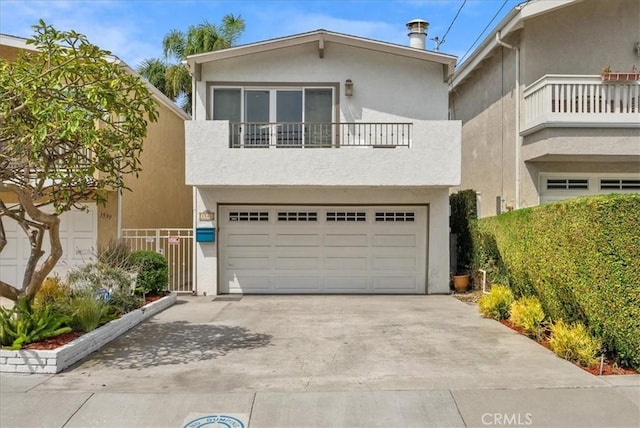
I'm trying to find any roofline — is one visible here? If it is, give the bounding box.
[0,33,190,120]
[186,29,457,78]
[449,0,581,89]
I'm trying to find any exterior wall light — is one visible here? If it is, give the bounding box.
[345,79,354,97]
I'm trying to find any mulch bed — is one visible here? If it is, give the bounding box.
[16,294,166,351]
[499,319,638,376]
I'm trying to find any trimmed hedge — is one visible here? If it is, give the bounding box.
[476,194,640,368]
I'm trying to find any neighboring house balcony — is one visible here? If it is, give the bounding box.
[185,120,461,187]
[522,74,640,135]
[521,75,640,162]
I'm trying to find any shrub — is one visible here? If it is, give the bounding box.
[450,189,478,274]
[34,275,72,310]
[509,296,545,338]
[98,239,133,269]
[0,297,72,349]
[67,263,134,295]
[70,293,112,333]
[478,284,514,320]
[549,320,601,367]
[129,251,168,294]
[476,194,640,369]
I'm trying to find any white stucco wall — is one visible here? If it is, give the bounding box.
[193,42,449,122]
[186,120,461,187]
[194,186,451,296]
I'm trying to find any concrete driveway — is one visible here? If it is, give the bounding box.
[2,296,639,427]
[32,295,608,393]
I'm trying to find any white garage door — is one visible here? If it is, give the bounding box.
[219,205,427,294]
[0,205,97,288]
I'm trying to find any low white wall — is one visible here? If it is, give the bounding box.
[186,120,461,187]
[0,293,176,374]
[194,187,451,297]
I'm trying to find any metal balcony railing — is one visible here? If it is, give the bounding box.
[229,122,412,148]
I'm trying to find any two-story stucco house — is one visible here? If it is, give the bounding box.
[185,23,461,295]
[0,34,192,289]
[450,0,640,217]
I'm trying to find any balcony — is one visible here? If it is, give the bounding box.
[228,122,411,148]
[522,75,640,136]
[186,120,461,187]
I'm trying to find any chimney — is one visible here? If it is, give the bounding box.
[406,19,429,50]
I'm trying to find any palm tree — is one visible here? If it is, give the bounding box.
[137,14,245,113]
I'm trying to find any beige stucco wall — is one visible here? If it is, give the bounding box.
[451,0,640,217]
[0,44,19,61]
[120,101,191,230]
[522,0,640,86]
[450,42,519,216]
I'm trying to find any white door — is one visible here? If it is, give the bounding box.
[219,205,428,294]
[0,205,97,288]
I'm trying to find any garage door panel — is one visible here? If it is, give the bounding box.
[228,257,270,269]
[275,234,319,247]
[324,257,368,270]
[219,205,427,294]
[229,275,271,292]
[227,234,270,247]
[275,257,319,269]
[324,234,368,247]
[373,276,418,292]
[273,276,320,290]
[372,234,417,247]
[373,257,416,270]
[324,277,368,291]
[0,205,97,287]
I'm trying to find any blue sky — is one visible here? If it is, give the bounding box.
[0,0,522,69]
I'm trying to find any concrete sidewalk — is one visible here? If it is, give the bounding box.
[1,296,639,427]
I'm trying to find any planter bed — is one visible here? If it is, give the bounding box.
[0,292,177,374]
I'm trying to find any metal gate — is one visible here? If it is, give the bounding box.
[122,229,193,293]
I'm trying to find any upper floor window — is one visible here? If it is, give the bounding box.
[211,86,334,147]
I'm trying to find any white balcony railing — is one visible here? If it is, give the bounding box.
[522,75,640,135]
[228,122,412,148]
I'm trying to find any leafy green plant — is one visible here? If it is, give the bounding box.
[549,320,601,367]
[0,297,72,350]
[509,296,546,339]
[129,251,168,294]
[70,293,113,333]
[478,284,514,320]
[476,194,640,369]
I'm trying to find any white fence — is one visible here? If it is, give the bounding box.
[121,229,193,293]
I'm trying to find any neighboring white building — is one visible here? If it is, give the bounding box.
[185,26,461,295]
[450,0,640,217]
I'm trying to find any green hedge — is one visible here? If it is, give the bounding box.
[476,194,640,368]
[129,251,168,295]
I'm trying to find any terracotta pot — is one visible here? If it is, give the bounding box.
[453,274,470,293]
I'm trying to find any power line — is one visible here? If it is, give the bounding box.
[440,0,467,46]
[458,0,510,64]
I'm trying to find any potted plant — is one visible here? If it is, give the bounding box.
[600,65,640,81]
[449,190,477,293]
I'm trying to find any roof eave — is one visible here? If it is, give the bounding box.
[186,30,457,72]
